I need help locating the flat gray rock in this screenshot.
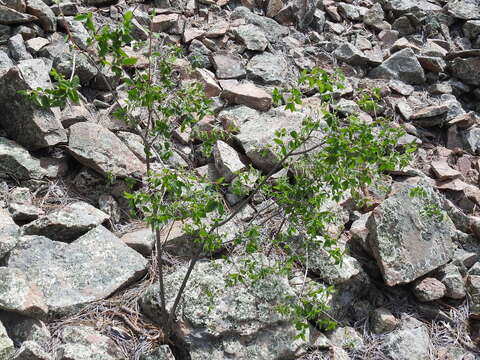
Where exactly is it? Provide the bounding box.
[450,57,480,86]
[446,0,480,20]
[367,178,456,286]
[0,5,36,24]
[7,226,148,315]
[22,201,110,242]
[231,6,289,42]
[67,122,146,178]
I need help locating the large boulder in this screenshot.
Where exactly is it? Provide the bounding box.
[0,59,67,150]
[7,226,148,315]
[367,178,456,286]
[22,201,109,242]
[67,122,146,178]
[369,48,425,85]
[139,255,310,360]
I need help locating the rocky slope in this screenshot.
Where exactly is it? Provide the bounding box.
[0,0,480,359]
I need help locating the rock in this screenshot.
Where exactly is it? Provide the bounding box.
[381,324,430,360]
[0,320,14,360]
[338,3,360,21]
[446,0,480,20]
[231,6,289,43]
[383,0,442,14]
[467,275,480,316]
[436,263,466,299]
[25,37,49,53]
[8,33,32,61]
[0,5,36,25]
[233,106,304,172]
[462,127,480,154]
[0,267,48,318]
[192,68,221,97]
[430,160,461,180]
[464,20,480,40]
[213,140,245,182]
[140,255,310,359]
[369,48,425,85]
[412,277,446,302]
[120,228,155,257]
[56,50,98,85]
[327,326,363,350]
[67,122,146,178]
[450,57,480,86]
[367,178,456,286]
[417,55,446,72]
[350,212,371,252]
[0,314,50,345]
[334,42,381,66]
[7,226,148,315]
[55,326,124,360]
[25,0,56,32]
[0,208,18,260]
[363,3,389,31]
[220,80,272,111]
[12,340,53,360]
[388,80,414,96]
[58,17,88,50]
[22,201,109,242]
[246,52,291,85]
[212,52,246,79]
[234,24,268,51]
[0,137,48,180]
[371,307,397,334]
[140,346,175,360]
[0,59,67,150]
[9,203,44,222]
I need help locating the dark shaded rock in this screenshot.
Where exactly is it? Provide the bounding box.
[0,59,67,150]
[450,57,480,86]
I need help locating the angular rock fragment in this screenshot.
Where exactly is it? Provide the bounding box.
[7,226,148,315]
[120,227,155,257]
[450,57,480,86]
[0,59,67,150]
[213,140,245,182]
[0,320,14,360]
[220,80,272,111]
[412,277,446,302]
[22,201,109,242]
[55,326,124,360]
[367,178,456,286]
[234,23,268,51]
[212,52,246,79]
[381,324,431,360]
[246,52,291,85]
[140,255,310,359]
[67,122,146,178]
[0,5,36,25]
[369,48,425,85]
[231,6,289,42]
[12,340,53,360]
[0,208,20,260]
[25,0,56,32]
[430,161,461,180]
[436,263,466,299]
[0,137,47,180]
[0,267,48,318]
[446,0,480,20]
